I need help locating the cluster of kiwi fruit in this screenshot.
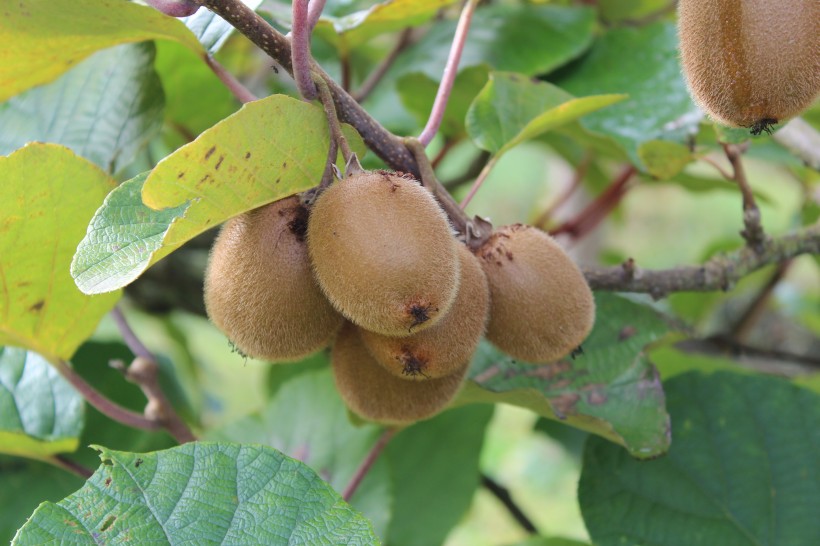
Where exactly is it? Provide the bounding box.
[678,0,820,135]
[205,169,595,425]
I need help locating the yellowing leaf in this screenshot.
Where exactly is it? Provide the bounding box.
[0,0,202,102]
[0,144,120,361]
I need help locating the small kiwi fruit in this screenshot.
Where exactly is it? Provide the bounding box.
[307,170,461,336]
[360,244,489,380]
[332,322,468,425]
[204,196,343,360]
[678,0,820,132]
[477,224,594,363]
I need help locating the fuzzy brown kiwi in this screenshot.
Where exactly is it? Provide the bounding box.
[477,224,594,363]
[332,323,468,425]
[678,0,820,132]
[307,170,460,336]
[359,244,489,380]
[204,196,343,360]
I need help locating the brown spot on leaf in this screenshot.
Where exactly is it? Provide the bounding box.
[550,393,580,420]
[28,300,44,312]
[244,151,251,159]
[134,458,143,468]
[177,171,185,179]
[524,361,571,381]
[282,161,287,168]
[582,383,607,405]
[99,515,116,532]
[215,156,224,170]
[618,326,637,341]
[104,477,112,486]
[204,146,216,160]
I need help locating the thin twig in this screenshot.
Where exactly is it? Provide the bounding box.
[730,259,793,342]
[583,222,819,298]
[481,474,538,534]
[533,154,591,229]
[459,155,497,209]
[722,143,766,251]
[442,149,491,190]
[110,307,197,444]
[48,455,94,479]
[306,0,326,30]
[204,55,258,104]
[53,359,161,431]
[316,78,353,164]
[352,28,414,103]
[418,0,479,146]
[550,165,637,240]
[292,0,318,100]
[342,429,395,501]
[111,306,153,360]
[405,138,477,240]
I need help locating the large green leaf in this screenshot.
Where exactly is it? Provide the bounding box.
[0,0,202,102]
[212,367,393,538]
[71,94,364,295]
[385,404,493,546]
[579,372,820,546]
[459,293,671,459]
[395,4,595,80]
[556,22,700,167]
[12,443,380,545]
[0,42,164,174]
[0,144,120,361]
[466,72,626,157]
[0,347,84,458]
[316,0,458,52]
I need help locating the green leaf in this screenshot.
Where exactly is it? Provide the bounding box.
[598,0,670,23]
[397,65,489,139]
[71,94,364,295]
[0,42,164,174]
[579,372,820,546]
[12,442,380,545]
[638,140,694,180]
[556,22,700,167]
[0,144,120,361]
[459,293,671,459]
[466,72,626,157]
[70,172,191,296]
[395,4,595,80]
[181,0,265,55]
[386,404,493,546]
[155,40,240,137]
[316,0,458,52]
[0,347,84,458]
[212,367,393,538]
[0,0,202,102]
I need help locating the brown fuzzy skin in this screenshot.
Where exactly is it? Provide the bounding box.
[678,0,820,129]
[332,323,468,425]
[360,245,489,381]
[477,224,595,363]
[307,170,460,336]
[204,196,344,361]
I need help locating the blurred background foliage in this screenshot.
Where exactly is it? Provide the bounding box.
[1,0,818,544]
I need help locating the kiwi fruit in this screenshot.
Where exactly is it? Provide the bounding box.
[477,224,594,363]
[307,170,461,336]
[204,196,343,360]
[332,323,468,425]
[360,244,489,380]
[678,0,820,132]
